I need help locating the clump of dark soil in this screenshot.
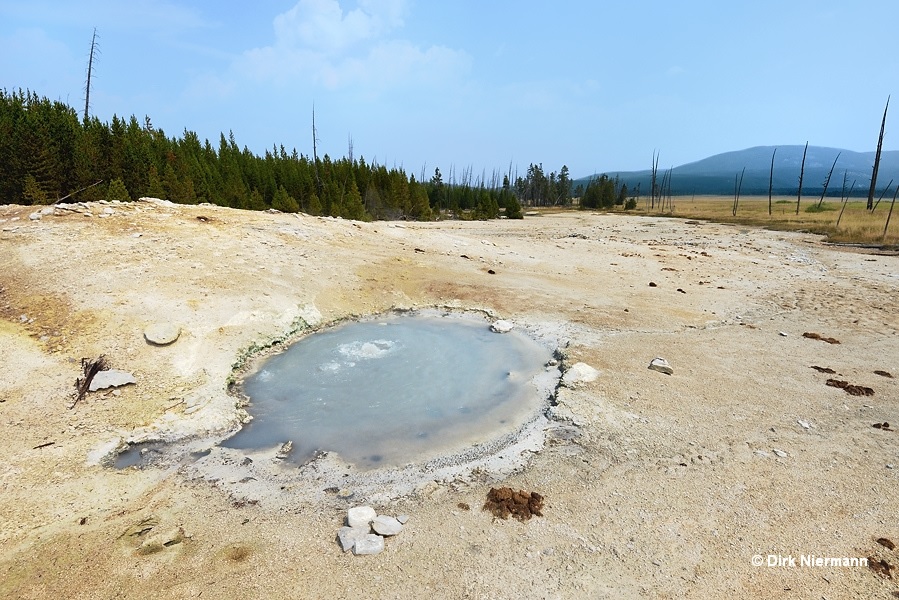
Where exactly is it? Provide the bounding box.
[483,487,544,521]
[803,332,841,344]
[874,370,894,378]
[825,378,874,396]
[873,422,893,431]
[810,365,836,374]
[869,556,894,579]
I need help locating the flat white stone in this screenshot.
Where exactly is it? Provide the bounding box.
[144,323,181,345]
[490,319,514,333]
[396,514,409,524]
[648,357,674,375]
[371,515,403,536]
[353,534,385,555]
[89,369,136,391]
[562,362,600,386]
[337,526,369,552]
[347,506,377,529]
[772,449,788,458]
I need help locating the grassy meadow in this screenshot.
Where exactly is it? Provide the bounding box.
[623,195,899,247]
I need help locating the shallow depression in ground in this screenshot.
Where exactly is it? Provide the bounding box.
[223,313,553,469]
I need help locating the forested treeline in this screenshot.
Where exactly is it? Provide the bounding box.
[0,89,592,220]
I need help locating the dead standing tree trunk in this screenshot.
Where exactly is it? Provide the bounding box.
[868,96,890,210]
[884,186,898,240]
[733,167,746,216]
[817,152,840,208]
[83,28,99,122]
[796,142,808,215]
[768,147,777,215]
[836,179,856,228]
[311,105,322,195]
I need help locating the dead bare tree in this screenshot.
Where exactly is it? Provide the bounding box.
[872,179,893,212]
[884,187,898,240]
[796,142,808,215]
[311,105,322,194]
[650,150,660,210]
[768,147,777,215]
[868,96,890,210]
[817,153,840,208]
[836,179,856,228]
[733,167,746,216]
[83,27,99,122]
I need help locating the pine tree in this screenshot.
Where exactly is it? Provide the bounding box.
[22,174,47,205]
[106,178,130,201]
[146,164,165,198]
[272,185,299,212]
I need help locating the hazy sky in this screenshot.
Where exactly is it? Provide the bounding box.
[2,0,897,178]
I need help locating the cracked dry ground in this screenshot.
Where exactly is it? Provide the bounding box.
[1,200,898,599]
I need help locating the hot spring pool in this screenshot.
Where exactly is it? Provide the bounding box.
[222,312,554,469]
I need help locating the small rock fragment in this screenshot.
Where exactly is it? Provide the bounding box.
[371,515,403,536]
[648,357,674,375]
[337,526,369,552]
[352,534,385,555]
[561,362,600,386]
[490,320,514,334]
[396,514,409,524]
[28,212,41,221]
[144,323,181,346]
[275,441,293,459]
[772,449,788,458]
[778,331,788,337]
[88,369,136,392]
[347,506,377,529]
[797,420,811,430]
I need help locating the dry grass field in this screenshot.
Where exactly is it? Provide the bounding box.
[622,195,899,247]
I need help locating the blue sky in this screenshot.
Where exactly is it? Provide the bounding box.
[2,0,897,179]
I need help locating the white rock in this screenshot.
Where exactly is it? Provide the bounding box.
[778,331,788,337]
[89,369,136,392]
[337,526,369,552]
[41,206,55,216]
[772,449,788,458]
[396,514,409,524]
[490,319,514,333]
[144,323,181,345]
[797,419,811,430]
[562,362,600,386]
[275,441,293,459]
[28,212,41,221]
[352,534,385,555]
[347,506,377,529]
[648,357,674,375]
[371,515,403,536]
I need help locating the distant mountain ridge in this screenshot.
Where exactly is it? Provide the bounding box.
[577,146,899,197]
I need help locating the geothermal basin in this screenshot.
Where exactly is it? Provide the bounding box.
[223,311,556,470]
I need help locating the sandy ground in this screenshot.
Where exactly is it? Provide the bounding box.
[1,199,898,599]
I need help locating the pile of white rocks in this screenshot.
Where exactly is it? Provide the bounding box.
[337,506,407,556]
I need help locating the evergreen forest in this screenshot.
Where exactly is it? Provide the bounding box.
[0,89,592,221]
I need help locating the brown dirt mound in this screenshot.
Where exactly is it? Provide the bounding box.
[825,379,874,396]
[803,332,841,344]
[483,487,544,521]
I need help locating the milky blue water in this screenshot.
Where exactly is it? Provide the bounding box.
[222,313,552,469]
